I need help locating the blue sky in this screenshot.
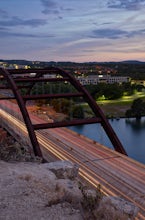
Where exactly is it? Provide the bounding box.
[0,0,145,62]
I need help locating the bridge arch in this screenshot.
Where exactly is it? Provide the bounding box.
[0,67,127,160]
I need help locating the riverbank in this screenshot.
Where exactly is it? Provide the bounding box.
[98,101,130,118]
[97,91,145,118]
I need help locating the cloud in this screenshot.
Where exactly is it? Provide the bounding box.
[107,0,145,10]
[0,30,54,38]
[40,0,74,17]
[0,27,8,31]
[41,0,56,8]
[0,16,48,28]
[129,29,145,37]
[0,9,8,18]
[90,27,145,40]
[41,0,60,15]
[19,18,48,27]
[92,28,128,39]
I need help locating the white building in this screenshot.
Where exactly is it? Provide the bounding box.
[77,75,130,85]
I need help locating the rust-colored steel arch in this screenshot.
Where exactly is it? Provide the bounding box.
[0,67,127,159]
[0,68,43,159]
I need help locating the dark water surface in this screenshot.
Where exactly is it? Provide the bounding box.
[69,117,145,165]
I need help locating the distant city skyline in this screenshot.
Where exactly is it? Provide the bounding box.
[1,0,145,62]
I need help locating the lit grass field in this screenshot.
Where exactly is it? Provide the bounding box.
[97,91,145,118]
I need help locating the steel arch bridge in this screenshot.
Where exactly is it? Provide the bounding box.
[0,67,127,160]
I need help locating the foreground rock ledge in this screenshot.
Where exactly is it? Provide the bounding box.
[0,160,139,220]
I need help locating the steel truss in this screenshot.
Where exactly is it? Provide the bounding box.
[0,67,127,159]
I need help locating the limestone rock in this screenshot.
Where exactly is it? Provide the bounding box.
[56,179,83,207]
[0,160,83,220]
[0,158,139,220]
[96,196,139,219]
[43,160,79,180]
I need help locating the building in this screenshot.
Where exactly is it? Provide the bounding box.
[77,75,130,85]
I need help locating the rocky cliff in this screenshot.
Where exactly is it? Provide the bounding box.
[0,128,139,220]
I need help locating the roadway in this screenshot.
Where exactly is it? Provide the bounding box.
[0,100,145,219]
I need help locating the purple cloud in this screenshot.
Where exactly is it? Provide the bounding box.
[41,0,60,14]
[0,30,54,38]
[0,16,48,28]
[107,0,145,10]
[0,8,8,18]
[92,28,128,39]
[91,27,145,39]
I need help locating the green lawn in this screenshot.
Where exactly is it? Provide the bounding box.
[97,92,145,118]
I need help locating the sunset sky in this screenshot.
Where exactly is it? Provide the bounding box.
[1,0,145,62]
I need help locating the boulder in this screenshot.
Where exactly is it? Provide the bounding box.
[95,196,139,219]
[43,160,79,180]
[56,179,83,208]
[0,160,83,220]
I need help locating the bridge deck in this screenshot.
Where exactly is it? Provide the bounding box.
[0,102,145,219]
[40,127,145,219]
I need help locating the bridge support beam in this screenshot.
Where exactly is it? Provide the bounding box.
[0,68,43,159]
[0,67,127,158]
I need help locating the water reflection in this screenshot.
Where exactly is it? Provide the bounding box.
[69,117,145,165]
[125,118,145,131]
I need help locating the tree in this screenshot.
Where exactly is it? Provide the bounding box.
[72,105,85,119]
[103,84,123,100]
[50,98,71,114]
[125,98,145,119]
[85,83,123,100]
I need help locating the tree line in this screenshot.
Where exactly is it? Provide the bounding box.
[28,81,145,119]
[85,82,144,100]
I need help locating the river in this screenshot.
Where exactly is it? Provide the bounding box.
[68,117,145,165]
